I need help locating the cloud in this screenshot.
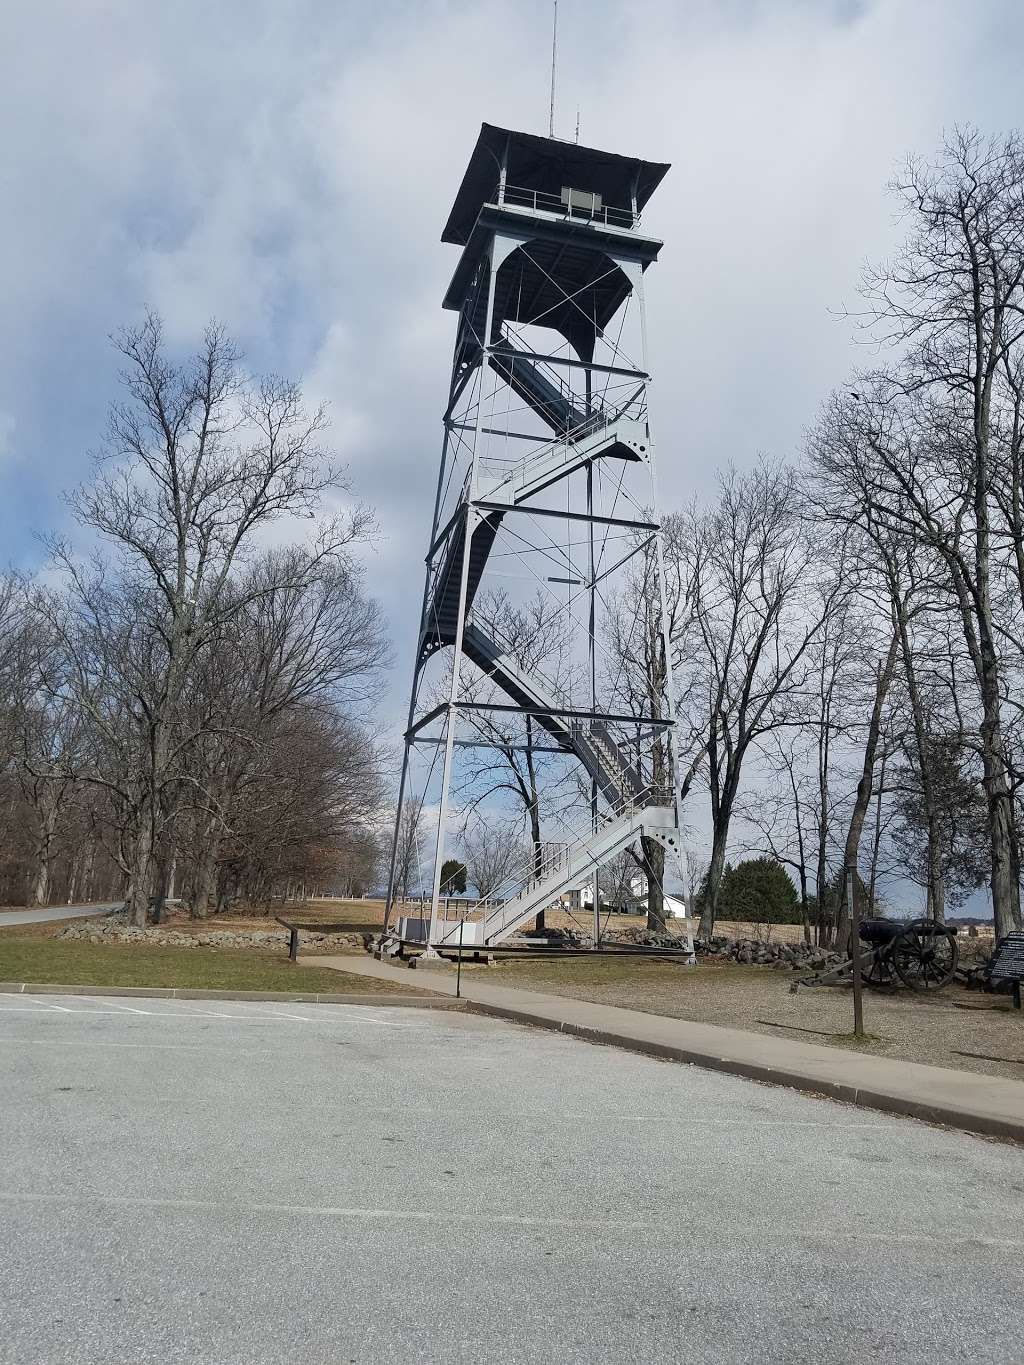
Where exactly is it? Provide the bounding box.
[1,0,1022,748]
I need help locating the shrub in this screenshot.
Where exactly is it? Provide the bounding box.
[716,858,801,925]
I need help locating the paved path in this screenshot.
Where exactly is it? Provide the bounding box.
[1,991,1021,1364]
[313,954,1024,1142]
[0,901,119,927]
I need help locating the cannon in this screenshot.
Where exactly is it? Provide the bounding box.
[792,916,959,993]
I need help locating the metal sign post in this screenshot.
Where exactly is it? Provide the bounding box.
[456,914,465,1000]
[847,865,864,1037]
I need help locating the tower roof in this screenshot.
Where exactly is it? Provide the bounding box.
[442,122,670,246]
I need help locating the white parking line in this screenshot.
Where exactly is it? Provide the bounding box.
[233,1006,314,1022]
[0,1039,283,1051]
[66,996,149,1015]
[0,1006,137,1016]
[0,998,415,1025]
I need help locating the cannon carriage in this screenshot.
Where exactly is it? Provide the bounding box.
[793,917,959,994]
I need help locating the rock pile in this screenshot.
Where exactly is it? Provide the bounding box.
[694,936,843,971]
[57,918,367,953]
[507,924,839,970]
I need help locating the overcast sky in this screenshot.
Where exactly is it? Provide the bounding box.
[3,0,1022,751]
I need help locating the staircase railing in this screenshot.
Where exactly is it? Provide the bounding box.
[431,783,674,945]
[482,406,624,502]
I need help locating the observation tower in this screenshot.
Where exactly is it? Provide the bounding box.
[384,123,689,953]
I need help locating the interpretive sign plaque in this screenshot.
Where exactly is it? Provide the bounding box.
[989,931,1024,1008]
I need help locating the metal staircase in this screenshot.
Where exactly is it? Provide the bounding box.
[421,346,647,661]
[461,624,644,808]
[400,796,678,949]
[421,510,501,650]
[489,341,592,434]
[482,414,647,507]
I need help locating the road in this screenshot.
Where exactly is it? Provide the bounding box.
[0,994,1020,1364]
[0,901,120,928]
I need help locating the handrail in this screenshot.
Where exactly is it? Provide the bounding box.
[435,780,674,938]
[494,182,639,231]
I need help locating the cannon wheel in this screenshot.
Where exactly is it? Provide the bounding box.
[891,919,958,991]
[861,947,896,989]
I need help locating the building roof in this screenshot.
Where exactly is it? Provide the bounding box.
[442,123,671,246]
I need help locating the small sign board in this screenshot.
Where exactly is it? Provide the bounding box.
[989,932,1024,980]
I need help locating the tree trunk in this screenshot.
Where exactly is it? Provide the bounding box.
[30,856,49,908]
[29,797,59,907]
[815,694,832,946]
[834,630,899,952]
[697,821,729,939]
[82,840,96,903]
[867,749,888,910]
[973,363,1022,937]
[190,842,219,920]
[126,818,153,928]
[927,835,946,923]
[796,866,811,946]
[892,574,947,925]
[984,743,1021,939]
[643,834,666,932]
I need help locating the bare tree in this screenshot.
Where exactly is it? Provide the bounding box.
[736,733,818,943]
[848,128,1024,936]
[51,314,371,924]
[461,817,527,901]
[672,462,842,938]
[178,546,386,916]
[390,795,424,909]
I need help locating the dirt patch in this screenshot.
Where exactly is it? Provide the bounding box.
[481,955,1024,1081]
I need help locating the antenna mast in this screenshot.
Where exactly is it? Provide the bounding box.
[548,0,558,138]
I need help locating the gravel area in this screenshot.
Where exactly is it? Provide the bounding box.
[481,957,1024,1080]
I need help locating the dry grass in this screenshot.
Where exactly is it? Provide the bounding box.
[481,954,1024,1081]
[181,899,386,934]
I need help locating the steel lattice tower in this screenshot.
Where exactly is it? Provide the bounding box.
[385,123,689,953]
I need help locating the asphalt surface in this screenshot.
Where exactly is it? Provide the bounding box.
[0,902,119,928]
[1,995,1021,1365]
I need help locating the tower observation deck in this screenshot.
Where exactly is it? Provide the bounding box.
[384,122,689,953]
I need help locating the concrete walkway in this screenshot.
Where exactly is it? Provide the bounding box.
[0,901,120,928]
[309,953,1024,1143]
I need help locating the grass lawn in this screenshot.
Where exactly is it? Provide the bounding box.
[0,935,421,994]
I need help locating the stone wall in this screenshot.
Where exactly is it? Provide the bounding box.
[694,936,844,970]
[57,919,367,953]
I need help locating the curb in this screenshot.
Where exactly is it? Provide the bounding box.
[0,981,466,1010]
[462,1001,1024,1144]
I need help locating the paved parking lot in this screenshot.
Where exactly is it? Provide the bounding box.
[1,993,1022,1364]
